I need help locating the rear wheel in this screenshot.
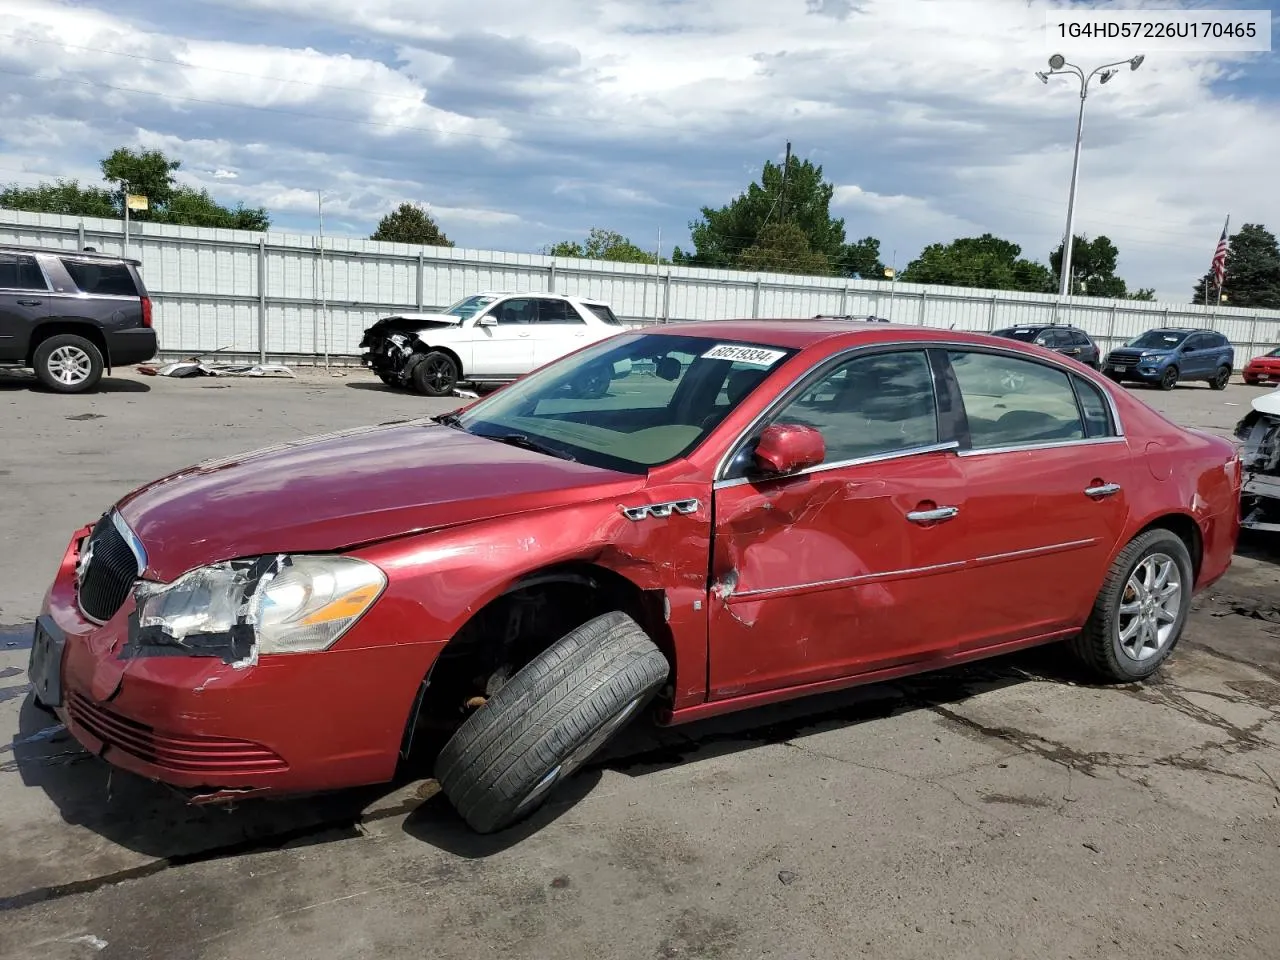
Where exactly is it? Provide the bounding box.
[435,611,669,834]
[33,334,104,394]
[1159,366,1179,391]
[1210,365,1231,390]
[377,371,401,388]
[411,351,459,397]
[1067,529,1193,682]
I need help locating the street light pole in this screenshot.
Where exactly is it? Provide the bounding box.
[1038,53,1145,298]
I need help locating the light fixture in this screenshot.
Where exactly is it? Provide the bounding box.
[1036,71,1050,83]
[1049,53,1066,70]
[1130,54,1145,70]
[1099,69,1117,84]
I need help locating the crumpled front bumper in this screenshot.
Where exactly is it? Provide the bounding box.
[37,527,443,801]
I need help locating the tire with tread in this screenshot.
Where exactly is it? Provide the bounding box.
[1210,365,1231,391]
[435,611,669,834]
[1158,366,1179,391]
[410,350,460,397]
[33,333,104,394]
[1067,529,1194,682]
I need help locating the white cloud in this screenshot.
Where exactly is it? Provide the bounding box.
[0,0,1276,301]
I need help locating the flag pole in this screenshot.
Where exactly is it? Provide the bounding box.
[1216,214,1230,307]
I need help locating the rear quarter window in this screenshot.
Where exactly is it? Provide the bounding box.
[584,304,622,325]
[59,259,139,297]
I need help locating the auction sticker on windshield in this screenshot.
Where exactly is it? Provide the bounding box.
[701,344,787,367]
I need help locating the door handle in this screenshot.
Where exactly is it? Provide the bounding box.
[1085,483,1122,498]
[16,298,42,306]
[906,506,959,524]
[1066,348,1081,355]
[518,332,531,337]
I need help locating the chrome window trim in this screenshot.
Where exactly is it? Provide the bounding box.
[713,441,960,490]
[956,435,1127,458]
[713,338,1127,483]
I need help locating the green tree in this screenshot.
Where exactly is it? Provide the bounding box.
[1,146,270,230]
[100,147,180,209]
[370,202,452,246]
[545,227,659,263]
[901,234,1055,292]
[1192,223,1280,309]
[0,180,116,218]
[839,236,887,280]
[675,152,879,277]
[1048,234,1149,299]
[737,221,832,275]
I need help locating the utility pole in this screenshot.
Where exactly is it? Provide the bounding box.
[780,141,791,221]
[122,180,129,252]
[317,190,329,371]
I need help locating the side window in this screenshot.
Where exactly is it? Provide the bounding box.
[948,351,1085,450]
[537,299,583,324]
[59,259,137,296]
[771,351,938,464]
[489,298,535,324]
[585,303,622,325]
[1071,375,1115,438]
[0,254,47,290]
[1072,331,1092,346]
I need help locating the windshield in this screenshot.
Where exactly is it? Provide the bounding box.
[1126,330,1187,349]
[993,328,1041,343]
[1266,347,1280,358]
[443,295,499,320]
[454,333,796,473]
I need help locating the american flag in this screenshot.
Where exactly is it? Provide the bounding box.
[1211,218,1230,288]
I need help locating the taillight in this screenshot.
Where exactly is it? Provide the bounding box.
[141,296,153,328]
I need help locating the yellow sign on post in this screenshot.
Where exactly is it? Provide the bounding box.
[125,194,148,211]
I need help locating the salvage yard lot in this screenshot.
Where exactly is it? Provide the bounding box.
[1,365,1279,960]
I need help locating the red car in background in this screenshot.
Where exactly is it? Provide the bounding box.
[30,320,1241,833]
[1243,347,1280,385]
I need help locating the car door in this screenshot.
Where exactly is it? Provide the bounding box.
[944,349,1133,649]
[1180,334,1211,377]
[708,348,975,699]
[531,298,590,367]
[468,297,536,378]
[0,252,50,361]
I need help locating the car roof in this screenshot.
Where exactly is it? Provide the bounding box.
[648,318,1039,351]
[996,323,1084,331]
[474,291,608,306]
[0,243,141,267]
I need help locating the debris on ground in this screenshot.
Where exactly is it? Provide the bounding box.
[138,359,296,379]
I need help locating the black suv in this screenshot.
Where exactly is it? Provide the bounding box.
[991,324,1101,368]
[0,245,157,393]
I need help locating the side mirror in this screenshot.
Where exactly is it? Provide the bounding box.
[477,314,497,326]
[753,423,825,475]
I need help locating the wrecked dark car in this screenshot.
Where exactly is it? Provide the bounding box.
[31,320,1240,834]
[1234,386,1280,531]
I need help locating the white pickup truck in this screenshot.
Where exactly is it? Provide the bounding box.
[359,292,629,396]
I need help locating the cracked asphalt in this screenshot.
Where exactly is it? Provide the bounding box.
[1,366,1278,960]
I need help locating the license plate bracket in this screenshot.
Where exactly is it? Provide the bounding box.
[28,616,67,708]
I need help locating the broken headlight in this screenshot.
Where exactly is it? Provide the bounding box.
[134,555,386,660]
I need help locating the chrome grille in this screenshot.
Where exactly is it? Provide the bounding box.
[77,512,142,623]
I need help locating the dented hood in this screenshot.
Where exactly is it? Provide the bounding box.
[1252,385,1280,416]
[115,421,641,580]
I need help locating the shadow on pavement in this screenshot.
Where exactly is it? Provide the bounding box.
[8,644,1087,869]
[0,373,150,394]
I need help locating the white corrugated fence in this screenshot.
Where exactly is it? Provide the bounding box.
[4,208,1279,365]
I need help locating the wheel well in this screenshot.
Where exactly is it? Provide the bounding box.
[398,562,673,769]
[416,344,464,379]
[27,322,110,370]
[1137,514,1203,580]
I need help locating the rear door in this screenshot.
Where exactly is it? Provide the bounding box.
[708,348,974,698]
[0,252,50,361]
[531,298,589,367]
[1180,334,1212,377]
[943,349,1133,648]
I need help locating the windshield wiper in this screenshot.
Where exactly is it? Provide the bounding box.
[432,411,465,429]
[484,433,576,461]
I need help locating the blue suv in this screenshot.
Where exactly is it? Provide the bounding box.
[1103,327,1234,391]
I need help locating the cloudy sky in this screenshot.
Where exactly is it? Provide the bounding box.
[0,0,1276,301]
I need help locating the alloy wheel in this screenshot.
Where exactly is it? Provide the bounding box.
[47,345,93,386]
[1116,552,1182,662]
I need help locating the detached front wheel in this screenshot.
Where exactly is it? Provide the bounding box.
[435,611,670,834]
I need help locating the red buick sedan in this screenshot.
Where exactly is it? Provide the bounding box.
[30,319,1241,833]
[1243,347,1280,385]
